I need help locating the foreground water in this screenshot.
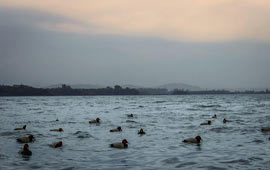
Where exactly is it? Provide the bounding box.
[0,95,269,170]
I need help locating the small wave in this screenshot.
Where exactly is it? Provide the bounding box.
[61,167,75,170]
[256,104,266,107]
[248,157,263,161]
[213,109,232,112]
[175,162,196,168]
[241,112,256,115]
[162,157,180,164]
[113,107,121,110]
[240,128,257,134]
[74,131,92,138]
[210,127,234,133]
[127,125,139,129]
[74,131,82,135]
[199,165,227,170]
[220,159,250,165]
[68,122,77,124]
[186,108,199,111]
[138,105,144,108]
[251,139,264,143]
[0,131,16,136]
[129,102,137,104]
[35,133,46,138]
[197,104,222,108]
[29,165,42,169]
[0,153,5,160]
[168,146,178,150]
[126,120,138,123]
[153,101,166,104]
[28,108,41,111]
[234,119,246,124]
[17,102,28,105]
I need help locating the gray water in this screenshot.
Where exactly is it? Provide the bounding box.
[0,95,269,170]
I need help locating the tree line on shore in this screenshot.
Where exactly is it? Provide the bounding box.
[0,84,269,96]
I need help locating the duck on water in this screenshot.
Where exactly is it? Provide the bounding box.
[127,114,134,118]
[14,125,26,130]
[110,126,122,132]
[183,136,202,143]
[50,128,63,132]
[89,118,100,124]
[138,128,146,135]
[50,141,63,148]
[110,139,128,149]
[19,144,32,156]
[17,135,34,143]
[261,127,270,131]
[200,120,211,125]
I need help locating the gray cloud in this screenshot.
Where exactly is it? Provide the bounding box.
[0,8,269,89]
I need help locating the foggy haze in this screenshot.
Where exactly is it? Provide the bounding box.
[0,6,270,89]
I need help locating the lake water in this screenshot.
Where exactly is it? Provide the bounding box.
[0,95,269,170]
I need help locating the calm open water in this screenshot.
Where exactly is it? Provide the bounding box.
[0,95,269,170]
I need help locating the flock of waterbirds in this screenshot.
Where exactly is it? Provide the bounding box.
[13,113,270,156]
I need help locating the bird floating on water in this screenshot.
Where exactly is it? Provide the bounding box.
[50,128,63,132]
[14,125,26,130]
[138,128,146,135]
[19,144,32,156]
[50,141,63,148]
[200,120,212,125]
[17,135,34,143]
[261,127,270,131]
[183,136,202,143]
[89,118,100,124]
[110,126,122,132]
[110,139,128,149]
[127,114,134,118]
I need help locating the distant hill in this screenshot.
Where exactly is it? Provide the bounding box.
[121,83,202,91]
[46,83,202,91]
[156,83,202,91]
[224,87,270,92]
[121,84,145,89]
[1,84,268,96]
[46,84,105,89]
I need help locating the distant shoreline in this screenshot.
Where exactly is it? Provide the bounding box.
[0,84,269,96]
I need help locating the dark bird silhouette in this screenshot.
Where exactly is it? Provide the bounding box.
[110,126,122,132]
[50,128,63,132]
[19,144,32,156]
[110,139,128,149]
[138,128,146,135]
[51,141,63,148]
[14,125,26,130]
[183,136,202,143]
[89,118,100,124]
[17,135,34,143]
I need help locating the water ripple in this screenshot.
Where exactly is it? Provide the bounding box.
[0,95,269,170]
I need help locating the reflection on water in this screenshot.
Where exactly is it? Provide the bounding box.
[0,95,270,170]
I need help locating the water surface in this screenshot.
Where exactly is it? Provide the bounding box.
[0,95,269,170]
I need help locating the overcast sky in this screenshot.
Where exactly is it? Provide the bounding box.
[0,0,270,89]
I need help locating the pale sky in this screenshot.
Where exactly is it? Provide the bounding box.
[0,0,270,89]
